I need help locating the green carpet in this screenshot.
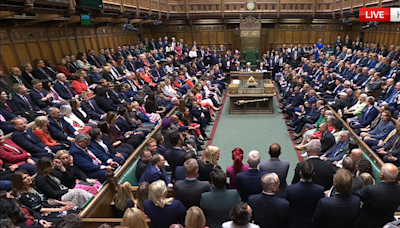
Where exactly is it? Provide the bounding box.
[209,94,299,184]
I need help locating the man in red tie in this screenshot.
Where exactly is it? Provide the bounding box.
[11,83,46,119]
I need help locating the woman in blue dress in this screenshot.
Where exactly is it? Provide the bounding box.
[316,39,324,59]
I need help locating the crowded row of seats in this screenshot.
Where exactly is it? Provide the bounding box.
[0,36,229,227]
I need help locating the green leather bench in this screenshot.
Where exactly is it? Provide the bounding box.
[361,152,381,183]
[118,157,140,186]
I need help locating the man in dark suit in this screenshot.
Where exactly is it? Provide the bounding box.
[47,107,76,142]
[174,158,211,209]
[200,169,241,228]
[69,133,118,182]
[11,117,54,159]
[313,169,361,228]
[318,123,336,155]
[135,150,152,181]
[11,83,46,120]
[260,143,290,197]
[165,131,186,179]
[248,173,290,228]
[8,67,32,90]
[29,79,52,109]
[236,150,267,202]
[289,100,324,134]
[292,139,334,190]
[53,73,77,100]
[139,154,170,185]
[32,59,54,82]
[285,160,324,228]
[355,163,400,228]
[321,131,350,162]
[329,92,351,111]
[81,92,106,121]
[351,97,379,129]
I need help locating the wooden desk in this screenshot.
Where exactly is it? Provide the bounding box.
[228,92,275,114]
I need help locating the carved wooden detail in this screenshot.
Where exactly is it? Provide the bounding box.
[240,14,261,31]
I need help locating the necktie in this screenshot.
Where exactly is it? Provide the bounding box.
[39,68,53,81]
[0,78,12,90]
[22,96,34,110]
[384,129,396,144]
[4,103,11,112]
[389,137,399,152]
[85,149,102,165]
[89,101,95,111]
[63,83,73,97]
[0,114,5,122]
[57,120,69,135]
[92,56,100,67]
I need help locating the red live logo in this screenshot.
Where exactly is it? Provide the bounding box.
[359,8,390,22]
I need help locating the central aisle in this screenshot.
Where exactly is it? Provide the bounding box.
[206,94,300,184]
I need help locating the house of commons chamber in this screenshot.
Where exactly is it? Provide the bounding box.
[1,0,400,227]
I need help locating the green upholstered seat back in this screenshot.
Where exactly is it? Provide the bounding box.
[118,157,140,186]
[361,153,381,183]
[243,50,259,68]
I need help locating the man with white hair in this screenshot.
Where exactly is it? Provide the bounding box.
[355,163,400,228]
[248,173,290,228]
[236,150,267,202]
[244,62,253,72]
[292,139,334,190]
[329,92,351,111]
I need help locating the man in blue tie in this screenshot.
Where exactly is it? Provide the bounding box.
[320,131,350,162]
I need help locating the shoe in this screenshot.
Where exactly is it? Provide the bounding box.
[204,137,212,140]
[287,128,295,131]
[286,122,292,126]
[301,152,308,158]
[292,136,299,140]
[197,140,204,145]
[204,129,210,132]
[296,139,302,144]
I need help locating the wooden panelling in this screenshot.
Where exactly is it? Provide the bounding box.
[209,32,217,44]
[285,31,293,44]
[185,33,193,44]
[1,45,18,70]
[201,32,209,45]
[0,28,138,74]
[300,31,309,43]
[217,31,224,44]
[292,31,301,44]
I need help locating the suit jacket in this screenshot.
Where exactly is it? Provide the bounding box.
[357,106,378,127]
[236,169,267,202]
[35,172,68,200]
[96,54,107,66]
[0,76,15,94]
[32,67,53,81]
[320,131,336,153]
[368,120,395,140]
[29,89,51,108]
[11,94,39,112]
[135,159,150,181]
[200,189,241,228]
[138,164,170,185]
[0,139,30,166]
[116,117,133,132]
[323,140,349,162]
[11,129,49,158]
[248,193,290,228]
[9,75,32,90]
[88,139,118,160]
[96,96,118,113]
[285,181,324,228]
[53,81,76,100]
[355,181,400,228]
[259,158,290,197]
[71,108,90,123]
[313,194,360,228]
[174,178,212,209]
[165,147,185,178]
[48,116,75,141]
[292,157,334,190]
[69,143,108,174]
[81,100,105,121]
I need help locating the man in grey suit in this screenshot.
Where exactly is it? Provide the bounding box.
[200,169,241,228]
[260,143,290,197]
[174,158,212,209]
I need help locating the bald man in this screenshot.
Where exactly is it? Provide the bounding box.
[334,148,363,168]
[355,163,400,228]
